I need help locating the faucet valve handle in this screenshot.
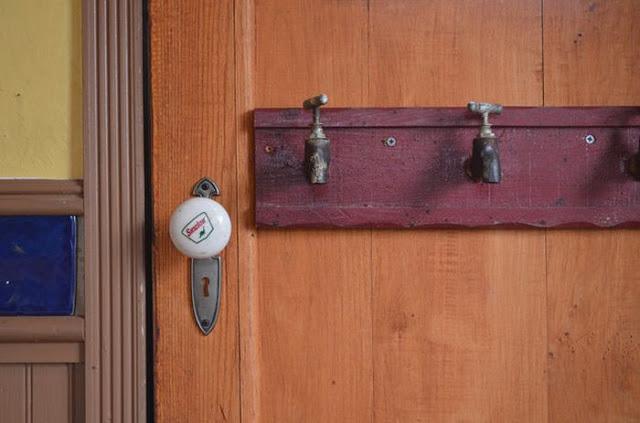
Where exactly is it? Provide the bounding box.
[468,101,502,138]
[303,94,329,110]
[303,94,329,125]
[468,101,502,116]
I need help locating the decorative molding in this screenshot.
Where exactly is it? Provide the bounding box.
[83,0,146,422]
[0,343,83,363]
[0,179,83,215]
[0,317,84,342]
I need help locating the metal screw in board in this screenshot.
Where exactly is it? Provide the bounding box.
[584,134,596,144]
[383,137,397,147]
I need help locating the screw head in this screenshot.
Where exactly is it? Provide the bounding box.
[584,134,596,144]
[383,137,397,147]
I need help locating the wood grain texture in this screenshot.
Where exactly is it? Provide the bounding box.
[150,1,240,422]
[368,1,547,421]
[368,0,543,108]
[235,0,260,421]
[256,229,373,422]
[544,1,640,421]
[255,0,369,108]
[544,0,640,106]
[151,1,640,421]
[547,231,640,421]
[254,1,373,421]
[373,231,547,421]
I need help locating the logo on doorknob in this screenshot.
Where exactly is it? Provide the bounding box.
[182,212,214,243]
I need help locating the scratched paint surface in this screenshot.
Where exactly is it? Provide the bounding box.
[0,216,76,315]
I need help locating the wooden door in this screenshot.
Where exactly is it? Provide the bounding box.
[150,1,640,421]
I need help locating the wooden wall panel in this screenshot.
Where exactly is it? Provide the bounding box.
[32,364,71,423]
[373,231,547,421]
[150,1,639,421]
[368,0,543,107]
[255,0,369,107]
[0,364,27,422]
[368,1,547,421]
[150,1,240,422]
[544,1,640,421]
[544,0,640,106]
[254,1,373,421]
[0,364,75,423]
[547,231,640,421]
[256,230,372,422]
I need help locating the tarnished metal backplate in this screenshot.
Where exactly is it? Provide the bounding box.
[191,256,221,335]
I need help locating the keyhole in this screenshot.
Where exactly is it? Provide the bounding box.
[202,277,210,297]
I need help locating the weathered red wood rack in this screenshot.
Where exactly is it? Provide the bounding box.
[254,107,640,228]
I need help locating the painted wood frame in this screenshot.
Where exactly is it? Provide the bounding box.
[83,0,147,421]
[0,0,146,417]
[0,180,83,215]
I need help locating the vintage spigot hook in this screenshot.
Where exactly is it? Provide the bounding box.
[303,94,330,184]
[467,101,503,183]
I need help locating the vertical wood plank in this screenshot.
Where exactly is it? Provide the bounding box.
[71,363,85,422]
[368,1,547,421]
[368,0,543,108]
[0,364,27,423]
[545,1,640,420]
[255,0,369,107]
[32,364,71,423]
[544,0,640,106]
[547,231,640,421]
[150,1,240,422]
[235,0,260,421]
[256,230,372,422]
[373,231,547,421]
[255,0,373,421]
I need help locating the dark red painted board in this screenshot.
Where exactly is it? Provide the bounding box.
[254,107,640,228]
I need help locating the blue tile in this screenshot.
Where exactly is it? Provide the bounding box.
[0,216,76,315]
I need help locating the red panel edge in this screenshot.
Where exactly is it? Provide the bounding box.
[254,107,640,129]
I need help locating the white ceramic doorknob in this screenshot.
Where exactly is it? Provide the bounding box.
[169,181,231,259]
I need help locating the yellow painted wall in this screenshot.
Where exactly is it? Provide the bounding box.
[0,0,82,179]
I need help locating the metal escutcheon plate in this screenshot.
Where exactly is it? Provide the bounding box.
[191,256,221,335]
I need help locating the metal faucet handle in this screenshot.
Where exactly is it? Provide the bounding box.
[303,94,329,110]
[467,101,503,116]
